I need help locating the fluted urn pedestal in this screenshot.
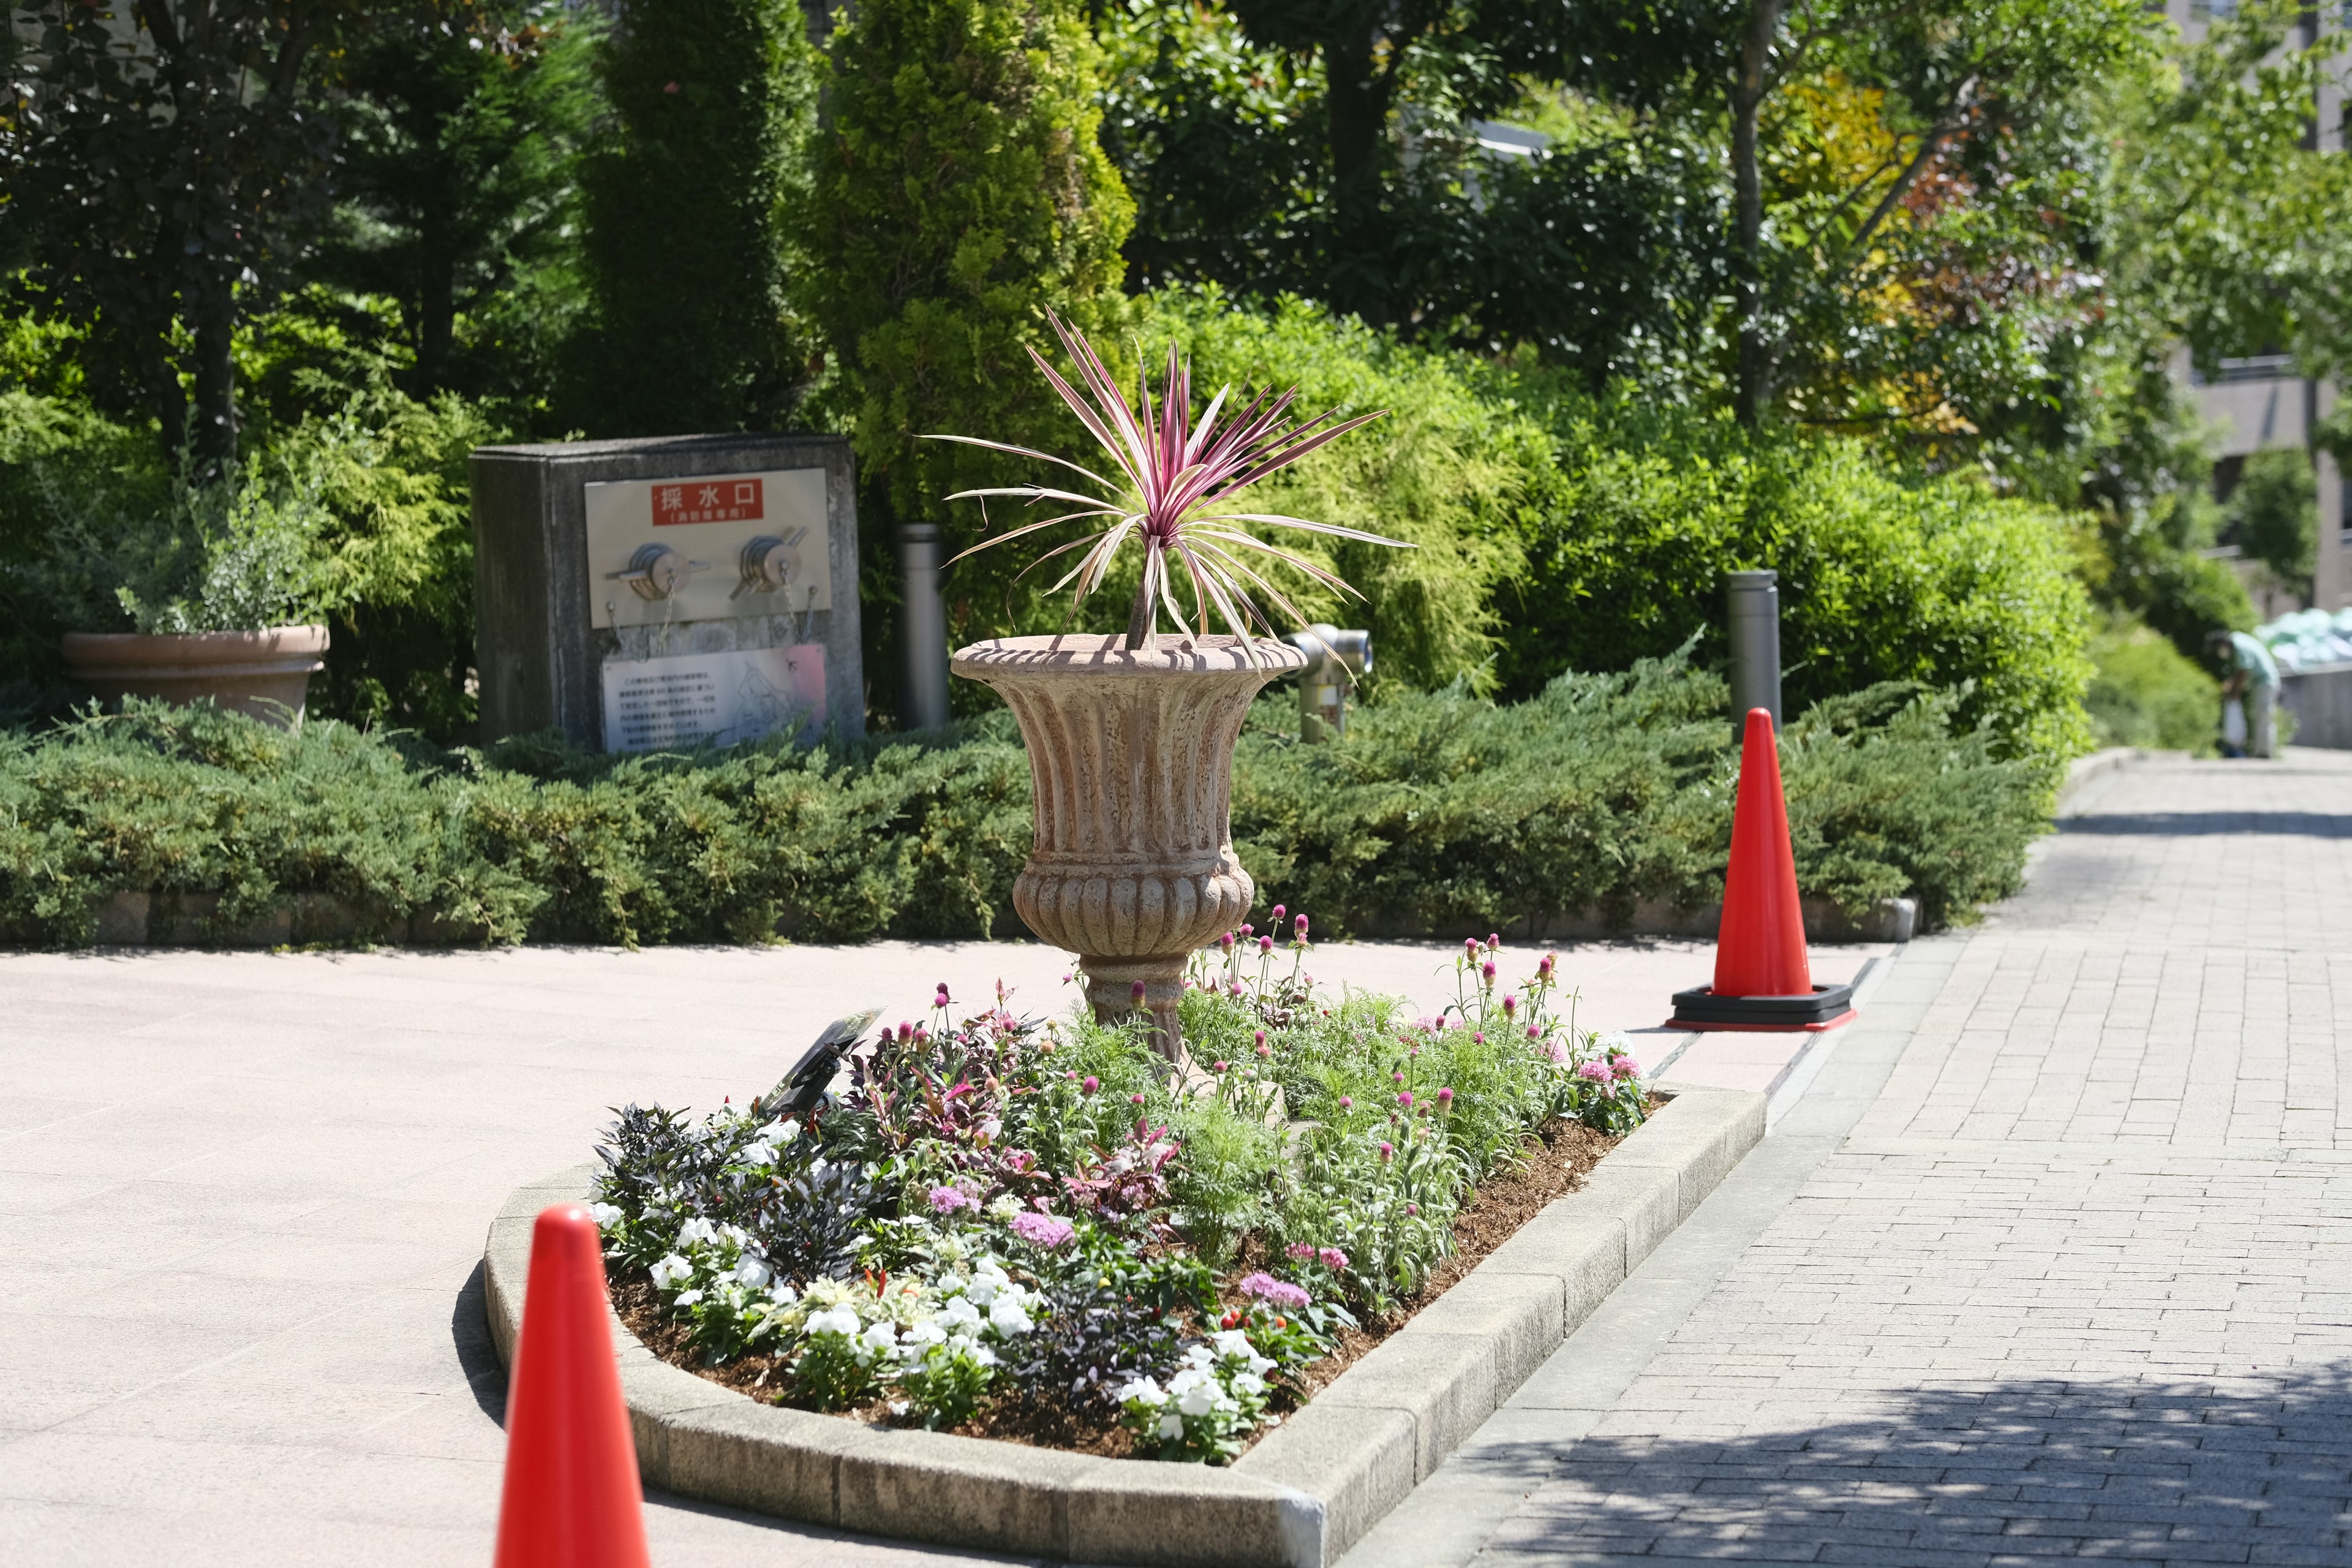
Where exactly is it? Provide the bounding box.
[951,633,1306,1060]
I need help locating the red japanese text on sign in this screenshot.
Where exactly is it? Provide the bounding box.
[653,477,765,527]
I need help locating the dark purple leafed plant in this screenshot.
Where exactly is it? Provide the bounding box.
[925,311,1410,654]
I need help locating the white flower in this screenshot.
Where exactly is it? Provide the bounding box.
[739,1144,775,1169]
[1232,1371,1266,1397]
[676,1218,718,1249]
[987,1297,1033,1336]
[939,1297,983,1332]
[987,1194,1023,1221]
[758,1118,799,1144]
[673,1289,704,1308]
[768,1282,799,1305]
[1210,1329,1255,1360]
[889,1399,909,1416]
[965,1268,1003,1306]
[859,1321,899,1353]
[649,1253,695,1289]
[718,1223,750,1249]
[1248,1353,1275,1376]
[805,1306,861,1337]
[972,1343,1000,1368]
[586,1201,625,1229]
[733,1256,772,1288]
[903,1317,948,1348]
[1177,1381,1218,1418]
[1158,1413,1184,1439]
[1115,1376,1167,1407]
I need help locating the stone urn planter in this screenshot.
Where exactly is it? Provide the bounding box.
[952,632,1306,1058]
[61,625,331,730]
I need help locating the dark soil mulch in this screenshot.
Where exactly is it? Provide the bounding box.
[612,1108,1643,1459]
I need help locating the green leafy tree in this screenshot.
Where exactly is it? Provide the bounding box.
[802,0,1134,709]
[570,0,816,435]
[303,1,597,405]
[2225,448,2318,605]
[2,1,369,467]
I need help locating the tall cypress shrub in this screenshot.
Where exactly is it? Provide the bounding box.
[803,0,1135,715]
[571,0,815,435]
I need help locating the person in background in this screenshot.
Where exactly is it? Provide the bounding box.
[2209,628,2280,758]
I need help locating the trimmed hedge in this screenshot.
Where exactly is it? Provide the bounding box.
[0,654,2048,949]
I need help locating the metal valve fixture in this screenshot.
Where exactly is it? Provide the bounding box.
[605,543,706,601]
[1284,623,1371,742]
[731,530,808,600]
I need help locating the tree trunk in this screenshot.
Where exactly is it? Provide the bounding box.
[418,247,458,393]
[1322,20,1392,325]
[1730,0,1783,427]
[190,305,239,476]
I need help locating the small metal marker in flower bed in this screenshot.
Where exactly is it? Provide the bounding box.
[591,927,1652,1463]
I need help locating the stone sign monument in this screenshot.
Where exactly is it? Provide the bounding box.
[471,434,863,748]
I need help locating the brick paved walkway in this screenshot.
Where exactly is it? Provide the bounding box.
[1363,752,2352,1567]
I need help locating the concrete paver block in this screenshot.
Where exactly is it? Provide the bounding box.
[1235,1403,1417,1562]
[835,1427,1101,1556]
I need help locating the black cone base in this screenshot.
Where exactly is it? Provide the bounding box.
[1667,981,1855,1030]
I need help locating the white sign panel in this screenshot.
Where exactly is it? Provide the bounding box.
[584,469,831,630]
[600,646,828,752]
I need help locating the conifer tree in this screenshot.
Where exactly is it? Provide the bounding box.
[803,0,1135,673]
[571,0,816,435]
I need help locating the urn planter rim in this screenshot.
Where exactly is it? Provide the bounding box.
[950,631,1306,677]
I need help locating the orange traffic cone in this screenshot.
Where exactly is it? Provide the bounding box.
[1667,708,1856,1031]
[492,1205,650,1568]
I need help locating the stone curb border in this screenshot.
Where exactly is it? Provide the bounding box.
[481,1085,1765,1567]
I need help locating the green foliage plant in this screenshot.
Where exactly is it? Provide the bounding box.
[2084,617,2220,753]
[571,0,817,434]
[2225,448,2318,604]
[801,0,1134,708]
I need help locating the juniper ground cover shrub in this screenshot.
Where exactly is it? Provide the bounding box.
[0,650,2048,949]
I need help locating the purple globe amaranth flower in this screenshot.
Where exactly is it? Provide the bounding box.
[1009,1212,1076,1249]
[1481,960,1497,985]
[1397,1090,1414,1109]
[1378,1140,1394,1162]
[1487,933,1500,949]
[1220,932,1235,951]
[1238,1272,1311,1309]
[1501,993,1517,1017]
[1463,937,1480,956]
[1472,1032,1486,1046]
[1240,923,1254,938]
[1539,953,1555,979]
[1082,1076,1100,1095]
[1270,904,1287,924]
[929,1185,974,1215]
[1336,1095,1353,1110]
[1131,1091,1146,1105]
[1131,979,1148,1001]
[1436,1087,1455,1107]
[1406,1202,1419,1217]
[1259,935,1273,954]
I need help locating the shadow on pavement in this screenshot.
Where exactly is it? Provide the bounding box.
[2059,811,2352,839]
[451,1260,510,1426]
[1472,1371,2352,1564]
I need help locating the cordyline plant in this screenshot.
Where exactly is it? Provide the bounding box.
[927,312,1409,655]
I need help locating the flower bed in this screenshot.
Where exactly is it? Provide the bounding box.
[587,921,1649,1464]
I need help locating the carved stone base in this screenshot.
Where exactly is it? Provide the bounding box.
[950,633,1304,1059]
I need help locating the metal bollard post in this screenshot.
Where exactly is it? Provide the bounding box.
[895,523,951,730]
[1726,570,1782,733]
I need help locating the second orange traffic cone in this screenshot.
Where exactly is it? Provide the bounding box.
[1666,708,1856,1031]
[492,1205,650,1568]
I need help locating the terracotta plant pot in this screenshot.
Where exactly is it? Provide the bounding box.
[61,625,331,730]
[951,632,1306,1059]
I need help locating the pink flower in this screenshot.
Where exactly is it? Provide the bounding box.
[1239,1272,1310,1309]
[1318,1246,1348,1270]
[1009,1212,1075,1249]
[1501,993,1517,1017]
[1610,1055,1642,1080]
[1398,1090,1414,1109]
[1285,1242,1316,1261]
[1082,1076,1099,1095]
[1539,953,1555,979]
[1463,937,1480,956]
[1436,1087,1454,1107]
[1295,914,1310,937]
[1259,935,1273,954]
[929,1185,973,1215]
[1577,1061,1610,1082]
[1270,904,1287,923]
[1406,1202,1419,1217]
[1336,1095,1353,1110]
[1130,1091,1145,1104]
[1220,932,1235,951]
[1378,1141,1393,1162]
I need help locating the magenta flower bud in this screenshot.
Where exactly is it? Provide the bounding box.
[1378,1141,1393,1162]
[1131,979,1148,1001]
[1392,1070,1404,1084]
[1213,1060,1229,1073]
[898,1020,914,1041]
[1539,953,1555,978]
[1436,1087,1454,1106]
[937,982,950,1000]
[1502,993,1517,1016]
[1337,1095,1353,1110]
[1487,933,1499,949]
[1482,960,1496,983]
[1406,1202,1419,1216]
[1259,935,1273,954]
[1220,932,1234,951]
[1254,1029,1266,1047]
[1229,981,1245,997]
[1472,1032,1485,1045]
[1528,1025,1541,1041]
[1295,913,1308,935]
[1271,903,1286,923]
[1082,1076,1099,1094]
[1398,1090,1414,1109]
[1131,1091,1145,1104]
[1464,937,1479,956]
[1240,923,1254,938]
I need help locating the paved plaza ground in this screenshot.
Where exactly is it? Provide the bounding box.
[2,750,2346,1564]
